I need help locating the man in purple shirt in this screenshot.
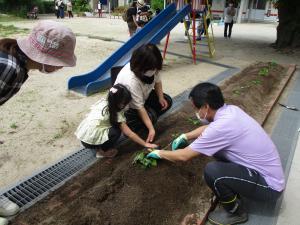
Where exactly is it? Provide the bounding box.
[147,82,285,225]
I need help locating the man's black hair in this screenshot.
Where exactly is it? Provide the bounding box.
[189,82,224,110]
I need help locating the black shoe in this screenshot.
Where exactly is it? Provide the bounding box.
[208,206,248,225]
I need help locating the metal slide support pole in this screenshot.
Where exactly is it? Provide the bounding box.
[183,18,194,59]
[192,10,197,64]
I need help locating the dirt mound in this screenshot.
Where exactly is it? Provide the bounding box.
[12,62,288,225]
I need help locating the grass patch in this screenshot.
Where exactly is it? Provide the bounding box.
[0,14,25,22]
[0,24,29,37]
[10,123,18,129]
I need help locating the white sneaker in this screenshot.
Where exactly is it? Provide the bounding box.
[0,217,8,225]
[0,196,20,216]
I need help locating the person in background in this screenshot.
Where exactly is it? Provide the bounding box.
[67,0,74,18]
[147,83,285,225]
[97,1,102,18]
[126,1,139,36]
[0,20,77,225]
[75,84,158,158]
[55,0,60,18]
[136,0,152,25]
[114,44,172,144]
[224,1,236,38]
[57,0,65,19]
[0,20,76,105]
[135,20,145,33]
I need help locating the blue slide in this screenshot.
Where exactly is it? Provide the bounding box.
[68,3,191,96]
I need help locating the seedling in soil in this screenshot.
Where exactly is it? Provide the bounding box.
[188,117,201,126]
[251,79,262,85]
[171,133,180,139]
[259,67,269,76]
[233,89,241,95]
[133,151,157,169]
[270,61,277,68]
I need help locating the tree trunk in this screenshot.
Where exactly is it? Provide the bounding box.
[276,0,300,48]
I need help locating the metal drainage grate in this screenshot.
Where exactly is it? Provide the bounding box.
[0,148,97,212]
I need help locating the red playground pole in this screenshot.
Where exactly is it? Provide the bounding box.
[163,32,171,59]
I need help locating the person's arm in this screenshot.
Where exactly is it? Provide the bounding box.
[185,125,208,140]
[120,122,157,148]
[232,8,236,17]
[132,15,139,27]
[153,147,201,162]
[154,81,168,110]
[171,125,208,150]
[137,107,155,142]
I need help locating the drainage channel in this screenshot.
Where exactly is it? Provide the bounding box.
[0,148,97,212]
[0,66,238,214]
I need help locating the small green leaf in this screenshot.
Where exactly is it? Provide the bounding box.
[233,90,241,95]
[259,68,269,76]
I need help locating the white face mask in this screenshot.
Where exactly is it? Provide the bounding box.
[196,108,209,125]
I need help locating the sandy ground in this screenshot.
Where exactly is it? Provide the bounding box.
[0,15,299,189]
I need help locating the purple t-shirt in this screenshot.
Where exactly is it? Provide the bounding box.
[190,104,285,191]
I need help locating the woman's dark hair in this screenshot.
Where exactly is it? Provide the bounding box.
[106,84,132,126]
[189,82,224,110]
[131,1,137,7]
[0,38,19,57]
[130,44,163,81]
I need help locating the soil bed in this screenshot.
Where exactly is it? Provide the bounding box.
[12,62,288,225]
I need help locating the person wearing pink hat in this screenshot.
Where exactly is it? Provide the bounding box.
[0,20,76,106]
[0,21,76,223]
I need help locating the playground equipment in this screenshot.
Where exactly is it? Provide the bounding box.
[163,0,215,64]
[68,1,215,96]
[68,3,191,96]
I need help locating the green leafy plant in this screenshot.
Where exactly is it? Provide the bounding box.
[259,67,269,76]
[270,60,277,67]
[133,151,157,169]
[233,89,241,95]
[188,117,201,126]
[251,79,262,85]
[10,123,18,129]
[151,0,164,10]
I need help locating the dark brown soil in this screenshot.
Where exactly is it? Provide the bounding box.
[11,62,288,225]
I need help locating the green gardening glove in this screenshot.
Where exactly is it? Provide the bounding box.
[146,150,161,159]
[172,134,188,150]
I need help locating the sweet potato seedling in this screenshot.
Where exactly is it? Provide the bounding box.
[259,67,269,76]
[188,117,201,126]
[133,151,157,169]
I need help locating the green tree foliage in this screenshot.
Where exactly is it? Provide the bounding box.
[151,0,163,11]
[73,0,91,12]
[0,0,54,16]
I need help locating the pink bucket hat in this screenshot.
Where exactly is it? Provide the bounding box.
[17,20,76,67]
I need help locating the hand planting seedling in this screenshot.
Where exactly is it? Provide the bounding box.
[132,150,157,169]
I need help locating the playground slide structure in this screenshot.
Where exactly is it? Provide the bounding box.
[68,3,191,96]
